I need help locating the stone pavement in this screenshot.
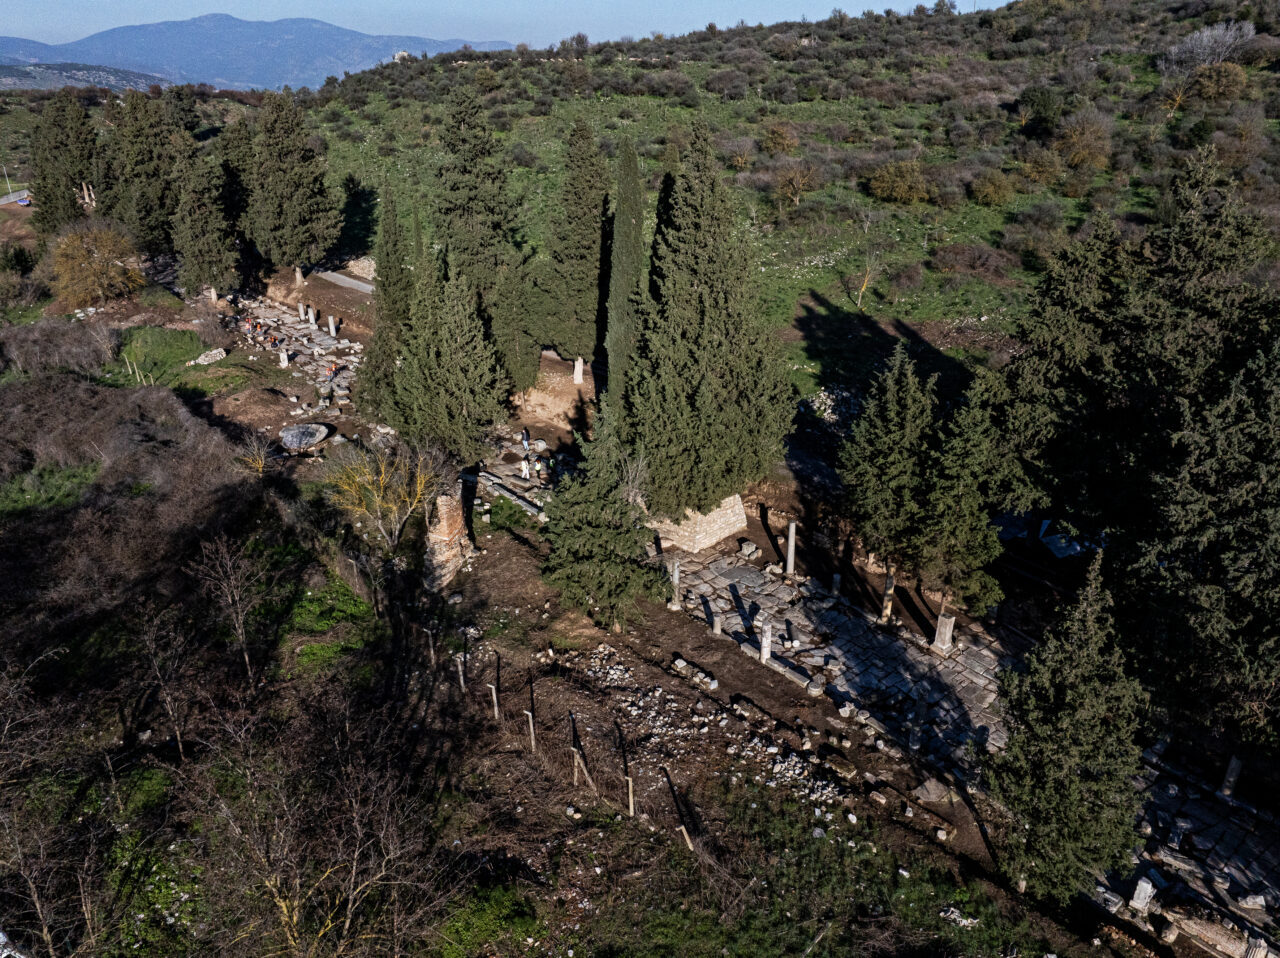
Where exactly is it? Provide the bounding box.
[661,540,1277,954]
[666,546,1014,780]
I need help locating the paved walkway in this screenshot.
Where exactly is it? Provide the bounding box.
[315,270,375,294]
[668,548,1014,779]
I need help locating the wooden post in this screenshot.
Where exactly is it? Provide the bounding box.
[523,710,536,752]
[486,683,499,720]
[627,776,635,817]
[456,658,466,693]
[677,825,694,851]
[573,748,597,794]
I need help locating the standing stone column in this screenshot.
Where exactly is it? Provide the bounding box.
[297,301,306,322]
[278,349,289,368]
[785,521,797,575]
[1129,877,1155,913]
[878,567,895,624]
[207,287,218,303]
[760,619,772,663]
[1220,755,1243,798]
[667,559,681,611]
[328,315,337,338]
[573,356,584,384]
[931,613,955,654]
[712,614,723,636]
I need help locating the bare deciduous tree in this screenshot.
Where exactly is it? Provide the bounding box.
[137,609,194,760]
[1159,20,1255,77]
[189,535,271,685]
[323,443,448,553]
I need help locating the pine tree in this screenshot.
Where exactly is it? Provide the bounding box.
[1141,338,1280,743]
[541,117,608,363]
[626,127,794,517]
[250,92,342,275]
[986,556,1145,904]
[362,185,415,421]
[914,372,1006,615]
[543,407,667,630]
[396,270,508,462]
[838,341,936,590]
[30,90,95,237]
[603,138,645,435]
[171,140,239,296]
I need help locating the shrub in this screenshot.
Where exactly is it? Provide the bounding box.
[51,221,145,309]
[761,122,799,155]
[931,242,1018,283]
[970,168,1015,205]
[1053,107,1111,171]
[1192,62,1247,101]
[868,159,929,203]
[706,69,750,100]
[1022,145,1064,185]
[1160,21,1254,77]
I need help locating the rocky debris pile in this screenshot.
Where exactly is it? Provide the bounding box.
[473,430,569,522]
[229,298,362,416]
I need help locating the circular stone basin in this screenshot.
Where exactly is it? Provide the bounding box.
[279,422,331,451]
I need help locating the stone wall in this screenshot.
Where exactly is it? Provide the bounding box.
[425,485,473,590]
[648,494,748,554]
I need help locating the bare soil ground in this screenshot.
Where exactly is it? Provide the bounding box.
[440,525,1159,957]
[511,351,599,453]
[0,199,36,249]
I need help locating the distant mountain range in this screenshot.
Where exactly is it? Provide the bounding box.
[0,14,511,91]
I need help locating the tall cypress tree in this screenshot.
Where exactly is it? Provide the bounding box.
[362,185,415,421]
[396,269,508,462]
[544,406,667,630]
[986,556,1145,904]
[626,126,793,517]
[99,90,182,256]
[1140,338,1280,744]
[603,138,645,435]
[250,92,342,277]
[914,372,1007,615]
[433,88,511,299]
[433,87,524,381]
[838,341,936,592]
[30,90,94,237]
[1011,152,1274,555]
[217,119,256,254]
[542,117,608,363]
[171,140,239,296]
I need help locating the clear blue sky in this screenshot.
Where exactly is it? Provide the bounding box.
[5,0,993,48]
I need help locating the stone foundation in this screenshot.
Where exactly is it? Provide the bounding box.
[425,486,473,590]
[648,494,748,554]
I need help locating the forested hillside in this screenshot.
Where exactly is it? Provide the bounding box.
[3,0,1280,954]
